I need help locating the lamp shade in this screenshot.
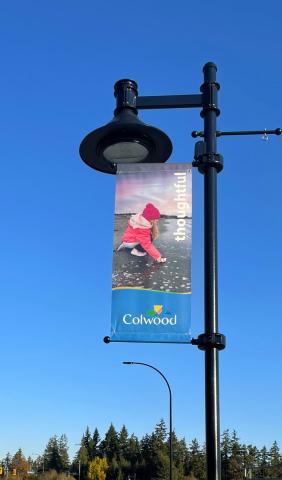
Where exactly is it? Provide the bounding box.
[79,109,173,174]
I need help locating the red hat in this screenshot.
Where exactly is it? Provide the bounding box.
[142,203,160,221]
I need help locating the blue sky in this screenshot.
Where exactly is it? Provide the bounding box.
[0,0,281,461]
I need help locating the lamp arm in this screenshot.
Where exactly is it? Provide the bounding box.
[136,94,202,110]
[192,128,282,138]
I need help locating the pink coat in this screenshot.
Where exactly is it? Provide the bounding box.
[122,213,161,261]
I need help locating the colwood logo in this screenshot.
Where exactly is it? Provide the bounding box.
[122,305,177,325]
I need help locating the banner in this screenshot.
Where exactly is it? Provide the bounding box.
[110,163,192,343]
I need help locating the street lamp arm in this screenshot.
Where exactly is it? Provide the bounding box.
[123,361,172,396]
[123,361,173,480]
[192,127,282,138]
[136,94,202,110]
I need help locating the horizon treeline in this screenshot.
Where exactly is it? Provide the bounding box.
[1,420,282,480]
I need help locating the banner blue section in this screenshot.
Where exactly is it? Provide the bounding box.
[111,289,191,343]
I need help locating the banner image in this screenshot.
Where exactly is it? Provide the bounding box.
[110,163,192,343]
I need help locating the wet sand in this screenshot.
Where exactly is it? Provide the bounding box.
[112,215,191,293]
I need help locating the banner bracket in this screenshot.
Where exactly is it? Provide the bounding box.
[192,141,224,173]
[191,333,226,350]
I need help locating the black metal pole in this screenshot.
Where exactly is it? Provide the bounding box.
[192,62,225,480]
[202,62,221,480]
[123,362,172,480]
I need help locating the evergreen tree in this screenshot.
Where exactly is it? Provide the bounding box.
[58,434,70,471]
[44,435,69,472]
[141,420,170,480]
[140,433,152,461]
[44,436,61,472]
[75,446,89,480]
[118,456,131,480]
[127,434,140,465]
[82,427,93,460]
[228,430,243,480]
[100,424,119,462]
[139,434,153,480]
[188,439,206,480]
[171,435,188,480]
[153,419,168,450]
[258,446,269,478]
[106,456,121,480]
[182,441,191,478]
[242,445,259,479]
[269,441,282,478]
[1,423,281,480]
[3,453,12,472]
[126,434,140,477]
[34,454,45,474]
[171,434,187,467]
[154,449,170,480]
[91,429,101,460]
[118,426,129,460]
[221,429,231,480]
[77,446,89,465]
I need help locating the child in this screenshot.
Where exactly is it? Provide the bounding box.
[117,203,166,263]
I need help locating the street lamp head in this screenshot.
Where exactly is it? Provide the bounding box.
[122,361,134,365]
[79,79,173,174]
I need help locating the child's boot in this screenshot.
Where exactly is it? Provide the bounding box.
[131,248,147,257]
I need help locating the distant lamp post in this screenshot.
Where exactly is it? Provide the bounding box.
[74,444,82,480]
[123,361,173,480]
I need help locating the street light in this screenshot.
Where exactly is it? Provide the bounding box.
[123,361,172,480]
[79,63,281,480]
[79,79,172,174]
[81,62,224,480]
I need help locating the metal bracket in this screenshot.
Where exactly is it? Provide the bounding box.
[192,128,282,138]
[136,94,203,110]
[200,81,220,118]
[191,333,226,351]
[192,141,223,173]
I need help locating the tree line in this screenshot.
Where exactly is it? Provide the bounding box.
[1,421,282,480]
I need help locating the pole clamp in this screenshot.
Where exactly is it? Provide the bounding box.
[192,141,224,173]
[191,333,226,351]
[200,81,220,117]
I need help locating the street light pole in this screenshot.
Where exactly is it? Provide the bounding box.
[81,65,224,480]
[191,63,226,480]
[123,361,172,480]
[74,444,82,480]
[201,61,221,480]
[79,62,281,480]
